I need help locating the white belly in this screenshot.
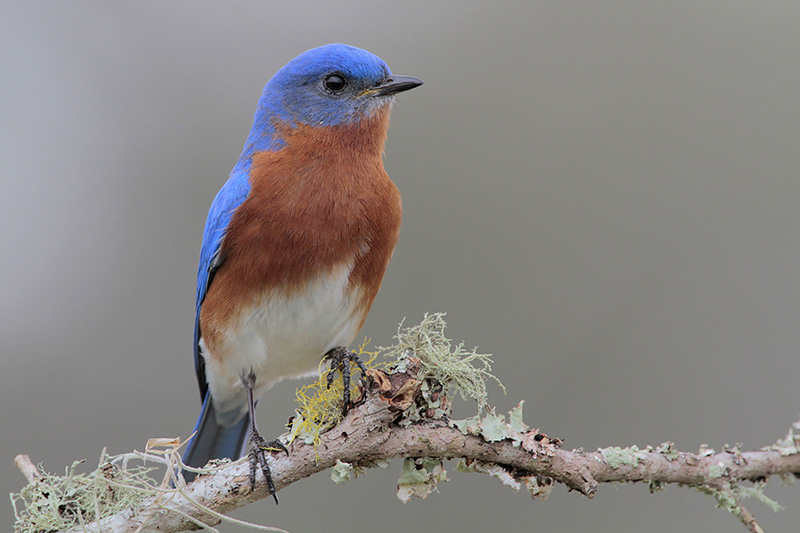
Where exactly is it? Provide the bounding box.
[201,260,363,423]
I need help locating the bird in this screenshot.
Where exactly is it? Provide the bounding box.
[181,43,422,501]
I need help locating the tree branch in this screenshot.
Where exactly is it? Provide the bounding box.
[16,366,800,533]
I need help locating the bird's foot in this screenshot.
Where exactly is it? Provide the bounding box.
[325,345,368,415]
[248,431,289,504]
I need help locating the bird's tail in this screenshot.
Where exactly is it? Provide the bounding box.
[182,393,250,482]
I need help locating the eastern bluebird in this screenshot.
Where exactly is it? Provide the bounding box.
[182,44,422,499]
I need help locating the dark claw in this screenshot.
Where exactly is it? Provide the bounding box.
[248,432,287,504]
[324,346,368,415]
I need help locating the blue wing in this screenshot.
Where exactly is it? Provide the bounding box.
[193,171,252,401]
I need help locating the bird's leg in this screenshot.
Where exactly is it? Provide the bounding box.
[324,346,368,415]
[242,371,288,504]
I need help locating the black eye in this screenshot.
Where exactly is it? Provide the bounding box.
[323,74,347,93]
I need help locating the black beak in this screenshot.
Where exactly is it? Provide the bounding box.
[369,75,424,96]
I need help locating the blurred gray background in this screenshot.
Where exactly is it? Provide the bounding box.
[3,1,800,531]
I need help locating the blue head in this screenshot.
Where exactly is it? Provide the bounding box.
[240,44,422,162]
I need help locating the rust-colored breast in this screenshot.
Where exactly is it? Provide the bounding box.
[200,107,402,349]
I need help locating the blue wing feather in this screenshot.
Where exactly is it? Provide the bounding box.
[193,170,252,400]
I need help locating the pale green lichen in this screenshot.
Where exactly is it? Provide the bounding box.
[380,313,504,412]
[767,419,800,456]
[450,402,555,498]
[452,402,528,445]
[10,452,158,533]
[451,415,479,435]
[508,401,527,433]
[10,446,293,533]
[698,444,716,457]
[707,463,726,479]
[330,460,361,485]
[696,485,739,513]
[480,410,511,442]
[654,441,680,461]
[736,485,784,513]
[396,457,448,502]
[382,314,512,500]
[696,482,783,523]
[599,445,647,469]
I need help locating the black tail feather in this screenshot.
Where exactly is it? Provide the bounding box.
[182,394,249,482]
